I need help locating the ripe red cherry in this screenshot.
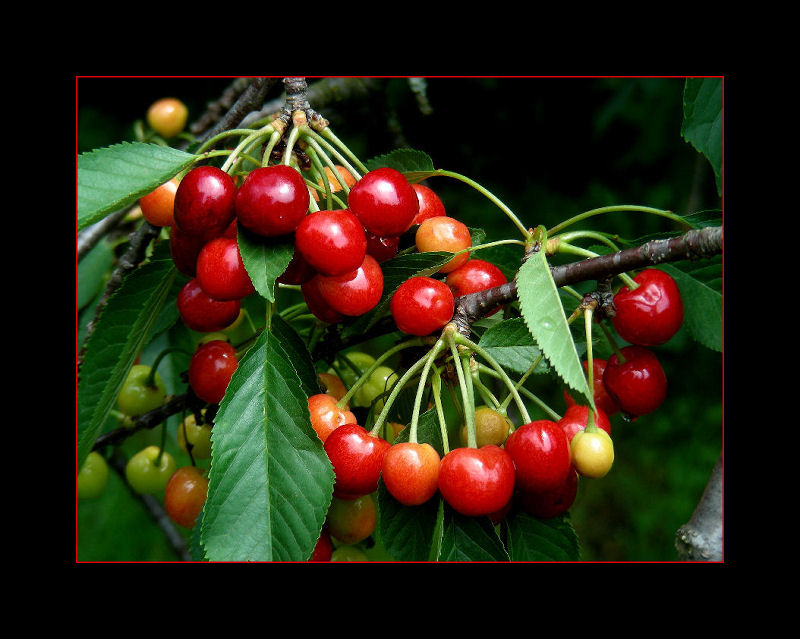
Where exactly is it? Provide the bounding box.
[411,183,447,225]
[164,466,209,529]
[504,420,572,493]
[612,269,684,346]
[140,178,179,227]
[301,276,344,324]
[517,468,579,520]
[177,278,241,333]
[603,345,667,416]
[323,423,391,499]
[381,442,441,506]
[364,230,400,263]
[557,405,611,443]
[278,244,317,285]
[309,528,333,562]
[235,165,310,237]
[438,445,516,517]
[188,340,238,404]
[173,166,237,239]
[196,236,255,300]
[564,359,621,417]
[315,254,384,317]
[307,393,357,444]
[390,276,454,336]
[446,258,507,316]
[415,216,472,273]
[295,209,367,276]
[348,167,419,237]
[169,225,205,277]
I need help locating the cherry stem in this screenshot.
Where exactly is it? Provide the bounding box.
[194,128,266,156]
[430,366,450,456]
[471,369,502,412]
[220,124,274,173]
[546,205,688,236]
[370,353,432,438]
[478,364,561,421]
[316,127,368,176]
[282,124,301,166]
[145,347,192,387]
[305,146,333,208]
[583,306,599,420]
[599,321,626,364]
[447,331,476,448]
[303,133,353,196]
[497,353,543,415]
[551,230,621,254]
[155,421,167,467]
[409,339,446,444]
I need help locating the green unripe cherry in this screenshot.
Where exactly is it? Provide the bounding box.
[77,451,109,500]
[117,364,167,417]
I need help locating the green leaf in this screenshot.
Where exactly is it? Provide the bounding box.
[365,148,435,174]
[682,78,723,197]
[77,258,178,469]
[437,505,509,561]
[516,246,592,406]
[77,238,114,310]
[478,317,550,376]
[505,511,581,561]
[200,328,334,561]
[270,314,320,397]
[237,227,295,303]
[658,263,722,352]
[77,142,196,231]
[377,481,441,561]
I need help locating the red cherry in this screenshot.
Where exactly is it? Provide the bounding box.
[315,254,384,317]
[301,276,344,324]
[196,237,255,301]
[348,167,419,237]
[411,183,447,225]
[177,278,241,333]
[309,528,333,562]
[603,345,667,416]
[164,466,209,528]
[307,393,357,443]
[557,405,611,443]
[446,258,508,316]
[235,165,310,237]
[504,420,572,493]
[364,230,400,263]
[381,442,441,506]
[173,166,236,239]
[612,269,684,346]
[415,216,472,273]
[169,225,206,277]
[390,276,454,336]
[438,445,516,517]
[323,423,391,499]
[278,244,317,285]
[188,340,238,404]
[517,468,579,520]
[564,359,621,417]
[140,178,179,227]
[295,209,367,276]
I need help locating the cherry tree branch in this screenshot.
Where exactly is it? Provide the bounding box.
[675,455,723,561]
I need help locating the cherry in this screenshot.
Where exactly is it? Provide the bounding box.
[390,276,454,336]
[612,269,684,346]
[278,243,317,285]
[235,165,310,237]
[315,254,384,317]
[504,419,572,493]
[195,236,255,301]
[558,405,611,443]
[125,445,177,494]
[311,165,356,202]
[177,412,213,460]
[323,423,391,499]
[77,451,109,500]
[317,372,348,402]
[309,528,333,561]
[348,167,419,237]
[517,468,579,520]
[173,166,237,239]
[188,340,238,405]
[446,259,508,315]
[381,442,441,506]
[603,345,667,416]
[411,183,447,225]
[177,278,242,333]
[459,405,512,448]
[164,466,209,528]
[326,494,377,545]
[146,97,188,138]
[356,365,398,412]
[140,177,179,227]
[330,545,369,561]
[117,364,167,417]
[307,393,357,443]
[169,224,206,277]
[564,359,621,417]
[415,216,472,273]
[437,445,516,517]
[364,230,400,263]
[301,276,344,324]
[295,209,367,276]
[570,429,615,479]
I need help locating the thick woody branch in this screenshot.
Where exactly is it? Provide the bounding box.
[675,455,723,561]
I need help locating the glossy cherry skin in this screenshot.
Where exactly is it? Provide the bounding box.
[381,442,441,506]
[317,372,348,402]
[558,405,611,443]
[177,278,242,333]
[117,364,167,417]
[446,259,508,316]
[323,424,391,499]
[415,216,472,273]
[125,446,177,495]
[504,420,572,493]
[196,236,256,300]
[301,276,344,324]
[177,413,213,460]
[570,429,615,479]
[169,224,206,277]
[140,178,179,227]
[603,345,667,416]
[77,451,109,500]
[278,244,317,285]
[146,97,188,138]
[326,494,377,545]
[315,254,384,317]
[295,209,367,276]
[364,230,400,263]
[235,165,310,237]
[307,393,357,443]
[438,445,516,517]
[348,167,419,237]
[173,166,237,239]
[188,340,238,404]
[564,359,620,417]
[311,165,356,202]
[309,528,333,561]
[390,276,454,336]
[516,468,579,520]
[459,406,513,448]
[164,466,209,528]
[411,183,447,225]
[612,269,684,346]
